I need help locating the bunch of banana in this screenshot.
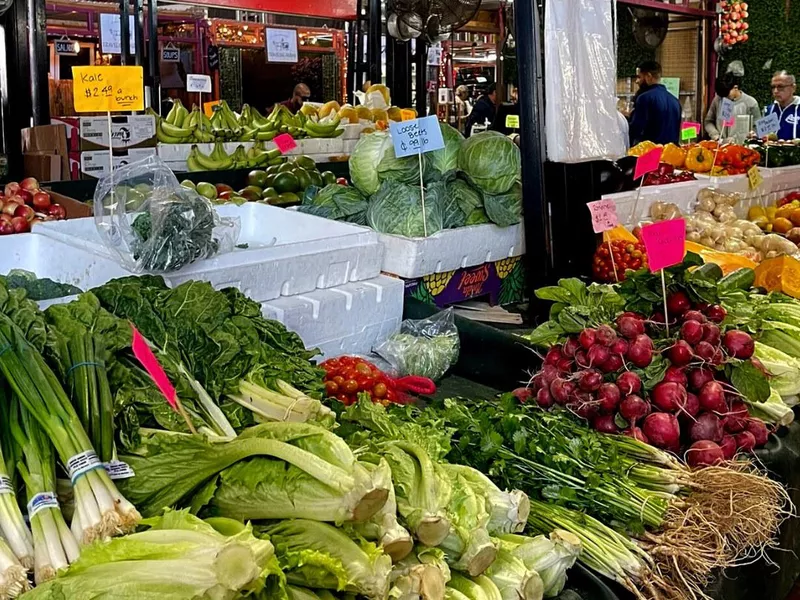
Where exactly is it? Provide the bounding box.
[303,116,344,139]
[153,100,197,144]
[187,142,233,172]
[238,104,284,142]
[187,105,215,143]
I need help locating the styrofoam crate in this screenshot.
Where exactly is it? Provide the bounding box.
[165,161,188,173]
[766,165,800,194]
[313,317,401,359]
[33,203,383,302]
[602,181,700,228]
[260,275,403,351]
[341,123,366,140]
[343,139,358,155]
[0,233,130,291]
[378,223,525,279]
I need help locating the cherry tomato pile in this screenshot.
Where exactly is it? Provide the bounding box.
[592,240,648,283]
[321,356,396,405]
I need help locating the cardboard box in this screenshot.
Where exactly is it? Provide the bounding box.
[46,191,93,218]
[20,125,70,182]
[78,116,156,150]
[79,148,158,179]
[51,117,80,151]
[68,151,81,181]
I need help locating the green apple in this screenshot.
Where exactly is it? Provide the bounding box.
[196,182,217,200]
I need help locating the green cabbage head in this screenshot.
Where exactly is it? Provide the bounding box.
[427,123,464,177]
[349,132,424,196]
[367,180,443,238]
[458,131,521,194]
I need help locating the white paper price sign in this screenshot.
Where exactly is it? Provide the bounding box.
[755,113,780,138]
[389,115,445,158]
[720,98,735,125]
[186,74,212,94]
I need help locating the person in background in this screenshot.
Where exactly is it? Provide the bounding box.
[509,85,518,104]
[464,82,497,137]
[764,71,800,140]
[281,83,311,114]
[704,76,761,140]
[455,85,473,135]
[628,61,681,146]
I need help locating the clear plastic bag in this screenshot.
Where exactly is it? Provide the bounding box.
[94,155,240,273]
[375,308,460,381]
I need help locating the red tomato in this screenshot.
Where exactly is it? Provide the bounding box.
[343,379,359,394]
[373,382,388,398]
[336,177,348,186]
[332,375,345,386]
[324,381,339,396]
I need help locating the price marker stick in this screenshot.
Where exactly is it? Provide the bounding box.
[632,177,646,226]
[609,241,619,282]
[660,270,670,337]
[418,151,427,237]
[107,111,114,206]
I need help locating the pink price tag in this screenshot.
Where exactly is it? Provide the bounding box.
[634,147,663,181]
[641,219,686,272]
[681,121,701,135]
[273,133,297,154]
[586,199,619,234]
[130,324,177,410]
[723,116,735,128]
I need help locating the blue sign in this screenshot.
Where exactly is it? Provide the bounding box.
[755,113,780,138]
[389,115,445,158]
[720,98,735,125]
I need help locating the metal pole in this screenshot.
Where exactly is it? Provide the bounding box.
[120,0,130,65]
[147,0,160,111]
[26,0,48,125]
[346,21,356,102]
[514,0,552,296]
[354,17,364,96]
[367,0,381,83]
[415,40,427,115]
[133,0,145,67]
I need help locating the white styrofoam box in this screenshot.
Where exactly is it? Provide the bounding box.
[33,203,383,302]
[602,180,700,228]
[0,233,129,291]
[157,142,254,162]
[341,123,366,140]
[766,165,800,194]
[314,318,400,359]
[298,139,323,155]
[165,161,188,173]
[260,275,403,355]
[343,139,358,155]
[378,223,525,279]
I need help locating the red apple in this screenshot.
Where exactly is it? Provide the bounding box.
[20,177,39,192]
[218,190,233,201]
[4,182,19,197]
[10,216,29,233]
[3,201,19,216]
[15,189,33,206]
[0,221,14,235]
[215,183,234,195]
[32,191,51,210]
[14,204,34,222]
[47,203,66,220]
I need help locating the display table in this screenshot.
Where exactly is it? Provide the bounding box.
[408,298,800,600]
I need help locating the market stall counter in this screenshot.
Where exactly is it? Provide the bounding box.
[407,297,800,600]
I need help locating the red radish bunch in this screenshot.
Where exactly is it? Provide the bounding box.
[524,296,771,466]
[720,1,749,47]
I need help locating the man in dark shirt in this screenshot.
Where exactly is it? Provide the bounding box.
[281,83,311,114]
[629,61,681,146]
[465,83,497,137]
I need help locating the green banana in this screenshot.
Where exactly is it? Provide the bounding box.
[157,121,192,144]
[165,100,181,125]
[192,144,232,170]
[250,106,268,128]
[171,99,189,127]
[305,127,344,139]
[210,141,228,162]
[239,127,256,142]
[231,145,248,169]
[239,104,253,128]
[186,147,204,172]
[304,117,342,137]
[256,129,277,141]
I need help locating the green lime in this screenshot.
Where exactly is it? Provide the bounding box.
[270,192,301,206]
[273,172,300,194]
[262,187,278,199]
[295,169,311,191]
[321,171,337,185]
[308,171,323,187]
[278,162,296,173]
[295,155,316,170]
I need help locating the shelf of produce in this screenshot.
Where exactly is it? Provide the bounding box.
[378,222,525,279]
[261,275,404,359]
[411,290,800,600]
[33,203,384,302]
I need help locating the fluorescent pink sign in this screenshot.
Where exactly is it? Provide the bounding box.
[634,147,663,181]
[641,219,686,272]
[130,324,177,410]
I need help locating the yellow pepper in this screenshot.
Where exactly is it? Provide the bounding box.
[628,141,660,157]
[661,143,686,168]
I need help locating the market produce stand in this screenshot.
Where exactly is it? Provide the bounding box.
[412,295,800,600]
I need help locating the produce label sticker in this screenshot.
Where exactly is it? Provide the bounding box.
[755,113,780,138]
[104,460,135,480]
[400,109,416,121]
[0,475,12,495]
[641,219,686,272]
[748,165,764,190]
[586,199,619,233]
[720,98,735,125]
[505,114,520,129]
[130,324,178,410]
[204,100,220,118]
[186,74,212,94]
[634,146,663,180]
[681,124,700,141]
[27,492,59,519]
[66,450,103,484]
[72,66,144,113]
[389,115,445,158]
[274,133,297,154]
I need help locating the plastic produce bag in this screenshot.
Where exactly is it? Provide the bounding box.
[94,156,239,272]
[375,308,460,380]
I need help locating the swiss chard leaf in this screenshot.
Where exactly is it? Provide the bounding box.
[729,360,771,403]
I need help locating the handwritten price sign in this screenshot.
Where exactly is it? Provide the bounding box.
[586,199,619,234]
[641,219,686,272]
[389,115,445,158]
[748,165,764,190]
[72,66,144,113]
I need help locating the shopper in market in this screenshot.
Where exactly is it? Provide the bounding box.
[281,83,311,114]
[464,83,497,137]
[628,61,681,146]
[704,76,761,140]
[455,85,473,134]
[764,71,800,140]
